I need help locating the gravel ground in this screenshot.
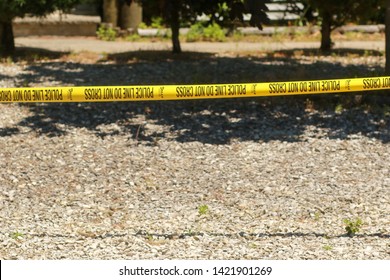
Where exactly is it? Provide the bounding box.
[0,41,389,259]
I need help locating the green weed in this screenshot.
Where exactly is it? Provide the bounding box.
[10,231,24,240]
[184,228,196,236]
[323,245,333,251]
[186,22,204,42]
[335,104,344,113]
[151,17,164,29]
[0,56,13,64]
[137,22,148,29]
[146,233,154,241]
[138,17,164,30]
[126,34,141,42]
[186,22,225,42]
[203,23,226,42]
[198,204,209,215]
[343,218,363,236]
[96,25,117,41]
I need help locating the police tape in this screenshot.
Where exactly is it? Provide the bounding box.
[0,76,389,103]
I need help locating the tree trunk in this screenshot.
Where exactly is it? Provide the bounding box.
[170,2,181,53]
[103,0,118,27]
[320,10,332,51]
[119,1,142,30]
[386,0,390,74]
[0,21,15,56]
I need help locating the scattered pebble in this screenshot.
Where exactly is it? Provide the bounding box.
[0,50,389,259]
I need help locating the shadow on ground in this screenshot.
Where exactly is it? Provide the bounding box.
[1,48,389,143]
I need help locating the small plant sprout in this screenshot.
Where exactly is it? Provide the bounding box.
[323,245,333,251]
[198,204,209,215]
[10,231,24,240]
[311,211,321,221]
[146,233,153,241]
[343,218,363,236]
[335,104,344,113]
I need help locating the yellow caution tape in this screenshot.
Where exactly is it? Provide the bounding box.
[0,76,389,103]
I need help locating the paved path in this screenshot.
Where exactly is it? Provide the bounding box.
[15,36,385,54]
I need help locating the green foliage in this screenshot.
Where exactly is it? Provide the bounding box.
[96,25,117,41]
[137,0,269,28]
[323,245,333,251]
[125,33,141,41]
[138,16,164,29]
[335,104,344,113]
[136,0,269,52]
[0,56,13,64]
[151,16,164,29]
[204,23,226,41]
[10,231,24,240]
[198,204,209,215]
[186,22,226,42]
[343,218,363,236]
[184,227,196,236]
[313,211,321,221]
[137,22,148,29]
[296,0,384,50]
[303,0,383,27]
[0,0,80,20]
[186,22,204,42]
[146,233,153,241]
[1,0,81,55]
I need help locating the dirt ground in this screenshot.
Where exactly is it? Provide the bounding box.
[14,35,384,54]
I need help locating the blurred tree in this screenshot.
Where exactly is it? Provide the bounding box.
[101,0,142,29]
[133,0,269,53]
[303,0,382,51]
[0,0,80,56]
[103,0,118,27]
[118,0,142,30]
